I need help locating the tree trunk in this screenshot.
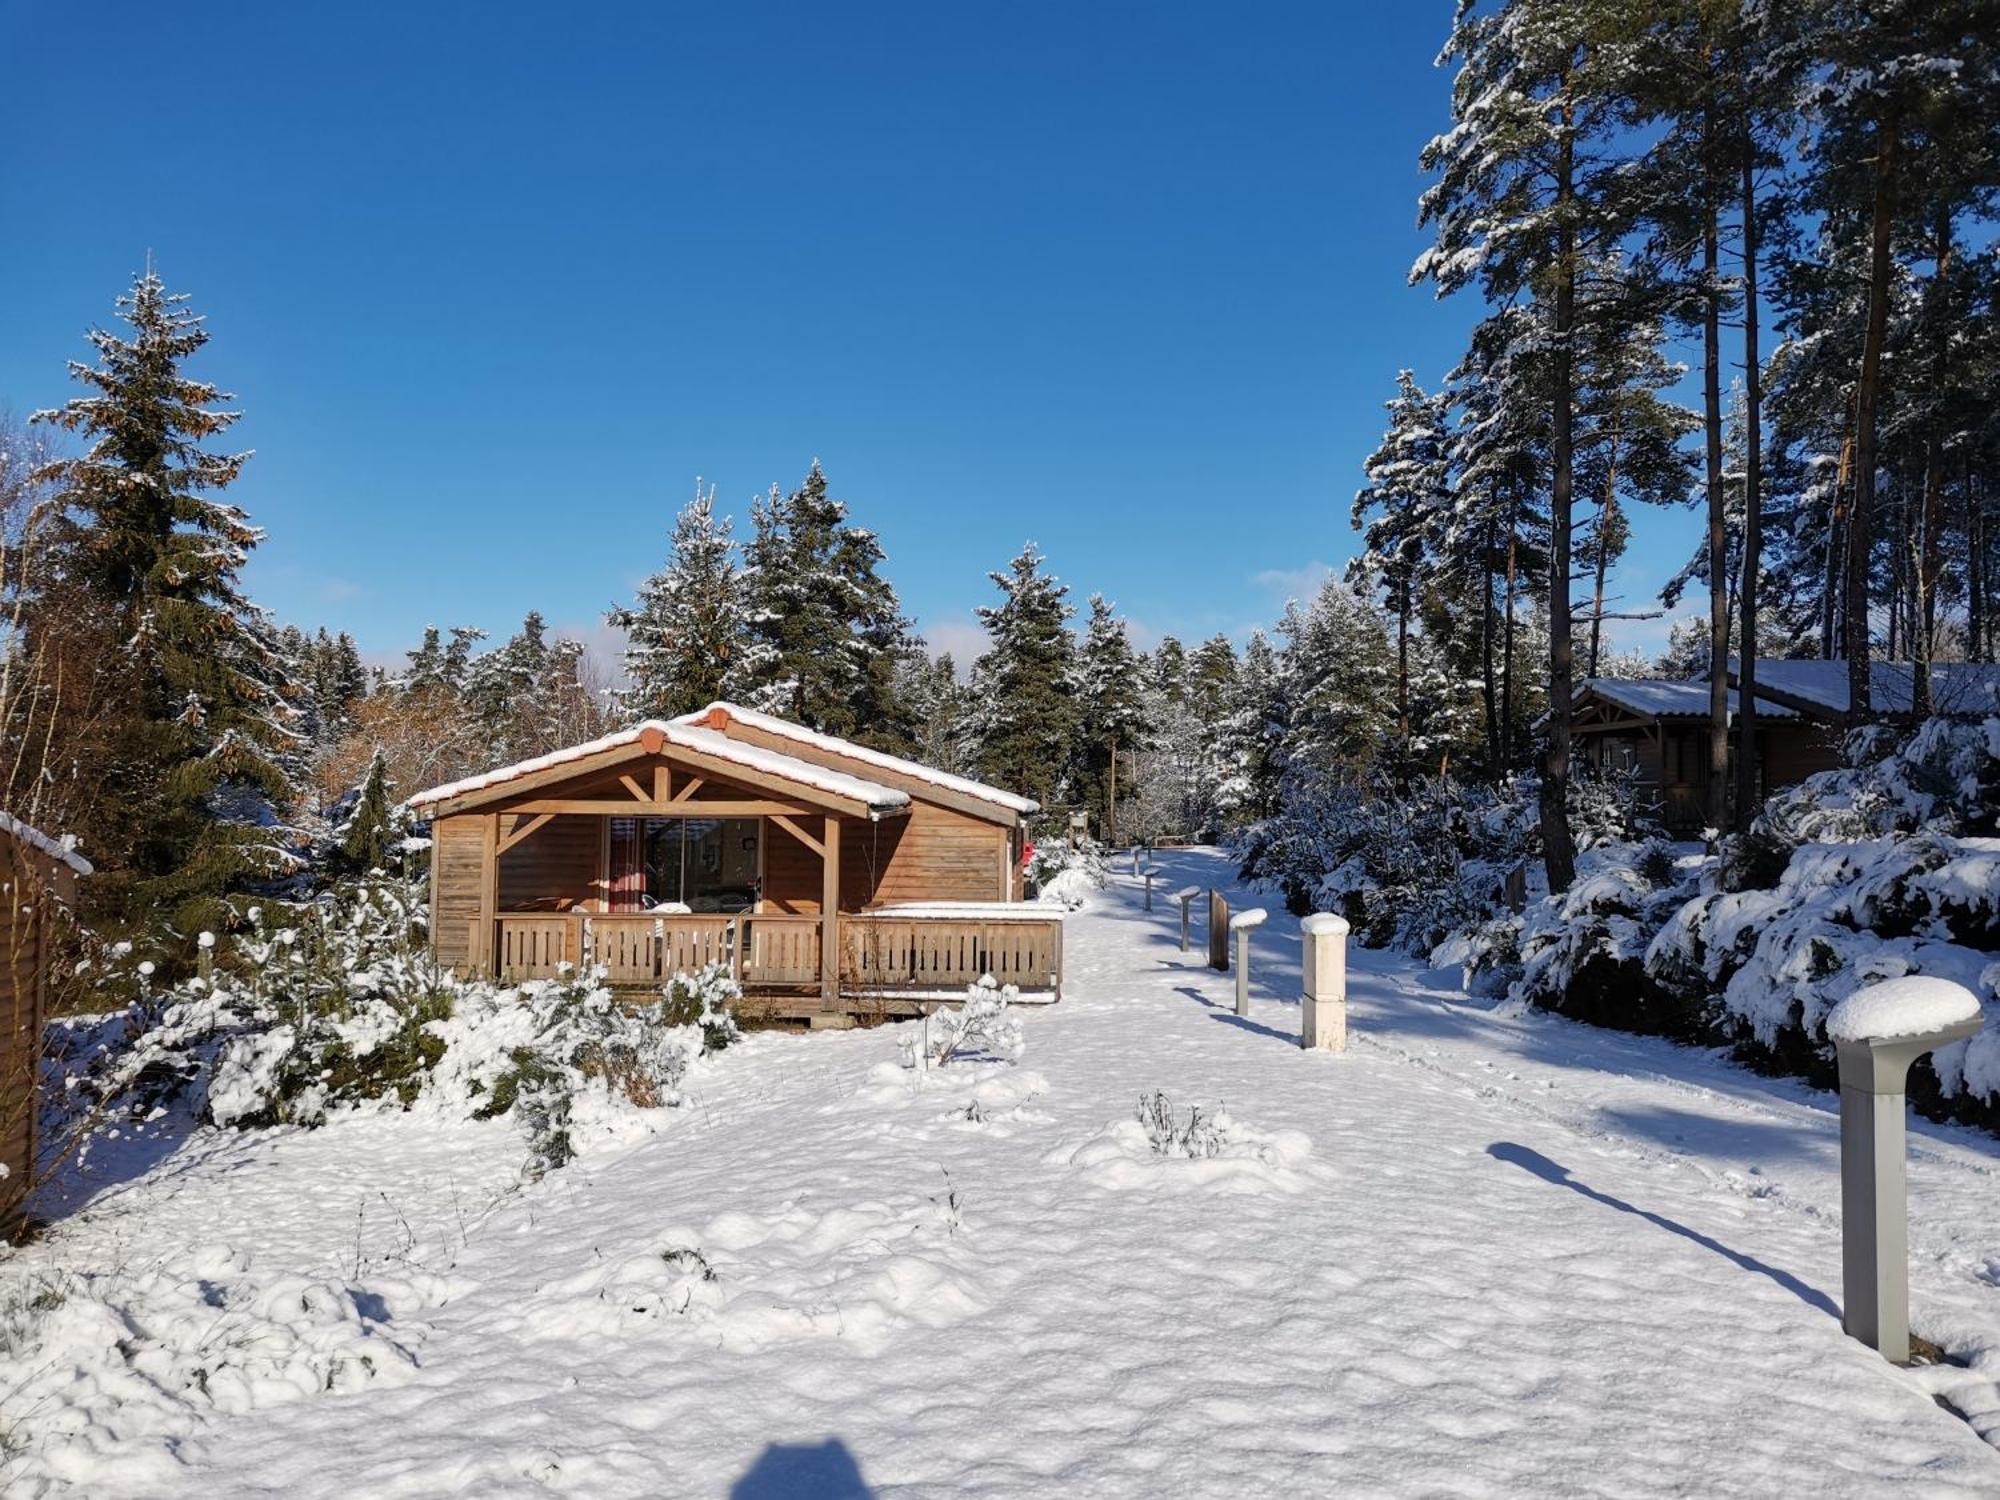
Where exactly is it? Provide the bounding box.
[1824,411,1853,659]
[1106,733,1118,845]
[1848,114,1900,721]
[1970,461,1987,663]
[1480,514,1499,773]
[1502,514,1519,766]
[1589,419,1620,680]
[1396,580,1411,779]
[1702,155,1730,839]
[1913,205,1952,719]
[1734,141,1763,833]
[1540,95,1579,893]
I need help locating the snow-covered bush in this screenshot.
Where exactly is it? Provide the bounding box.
[914,977,1024,1069]
[1454,717,2000,1134]
[1236,766,1654,954]
[48,875,744,1176]
[1136,1090,1224,1159]
[1026,837,1106,908]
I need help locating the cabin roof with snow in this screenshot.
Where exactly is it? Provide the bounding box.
[1729,660,2000,720]
[408,718,915,820]
[0,812,93,879]
[1574,679,1800,722]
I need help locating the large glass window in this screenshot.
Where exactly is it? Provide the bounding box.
[612,817,760,913]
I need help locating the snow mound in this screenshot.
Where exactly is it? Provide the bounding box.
[1053,1113,1315,1195]
[1826,976,1983,1043]
[515,1200,980,1354]
[1037,867,1099,909]
[0,1245,453,1493]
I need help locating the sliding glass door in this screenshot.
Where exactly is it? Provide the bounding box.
[609,817,760,913]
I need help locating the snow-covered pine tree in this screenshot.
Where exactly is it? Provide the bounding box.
[1415,0,1647,890]
[1277,578,1397,781]
[1351,369,1452,772]
[608,481,746,720]
[970,543,1078,812]
[1073,595,1148,843]
[337,747,393,875]
[1219,629,1288,822]
[31,266,299,931]
[736,461,911,743]
[892,648,974,776]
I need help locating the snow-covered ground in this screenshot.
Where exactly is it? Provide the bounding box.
[10,848,2000,1497]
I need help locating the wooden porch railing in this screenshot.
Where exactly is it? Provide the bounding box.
[841,912,1062,997]
[488,908,1064,999]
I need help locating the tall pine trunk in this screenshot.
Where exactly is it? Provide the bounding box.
[1703,179,1729,838]
[1913,206,1952,718]
[1502,511,1520,766]
[1848,115,1900,720]
[1734,142,1764,832]
[1540,95,1579,894]
[1970,462,1988,663]
[1588,420,1619,680]
[1481,514,1499,772]
[1395,579,1411,777]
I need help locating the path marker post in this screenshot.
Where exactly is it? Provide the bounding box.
[1300,913,1350,1052]
[1826,977,1984,1363]
[1144,870,1155,912]
[1172,886,1202,952]
[1229,908,1268,1018]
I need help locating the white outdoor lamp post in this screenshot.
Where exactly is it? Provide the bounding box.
[1300,913,1350,1052]
[1825,977,1985,1363]
[1172,886,1202,952]
[1229,908,1268,1017]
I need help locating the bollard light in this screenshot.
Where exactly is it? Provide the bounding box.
[1826,976,1985,1363]
[1229,907,1268,1018]
[1172,885,1202,952]
[1300,913,1350,1052]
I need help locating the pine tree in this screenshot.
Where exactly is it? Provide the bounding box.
[1220,629,1288,822]
[31,266,297,930]
[1416,0,1650,890]
[337,747,393,875]
[1277,578,1397,781]
[737,461,911,741]
[1351,370,1452,769]
[1073,595,1148,841]
[970,543,1078,810]
[609,481,746,720]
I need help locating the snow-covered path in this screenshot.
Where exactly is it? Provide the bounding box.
[16,848,2000,1497]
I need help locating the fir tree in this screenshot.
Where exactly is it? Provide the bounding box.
[737,461,911,742]
[31,266,297,930]
[970,543,1078,810]
[337,747,393,875]
[1073,595,1148,841]
[609,481,746,720]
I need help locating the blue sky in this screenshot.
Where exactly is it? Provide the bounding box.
[5,2,1697,673]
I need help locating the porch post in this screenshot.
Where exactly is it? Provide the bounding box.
[476,812,499,977]
[820,815,841,1009]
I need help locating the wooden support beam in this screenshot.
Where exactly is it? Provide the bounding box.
[476,813,499,976]
[654,765,671,803]
[509,797,815,817]
[820,815,840,1008]
[768,813,824,858]
[671,776,707,804]
[619,774,652,804]
[496,811,556,856]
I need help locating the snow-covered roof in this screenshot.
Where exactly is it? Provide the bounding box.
[676,702,1041,816]
[1732,659,2000,718]
[0,811,92,877]
[1578,679,1799,721]
[407,720,911,814]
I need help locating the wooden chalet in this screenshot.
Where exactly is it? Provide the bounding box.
[1570,677,1838,834]
[2,815,89,1232]
[409,703,1061,1023]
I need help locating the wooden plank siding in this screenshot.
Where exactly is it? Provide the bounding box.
[760,800,1012,913]
[1,831,78,1234]
[432,815,487,975]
